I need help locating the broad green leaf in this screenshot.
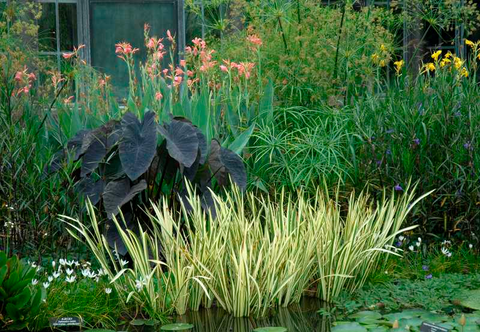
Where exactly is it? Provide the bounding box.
[228,123,255,155]
[160,323,194,331]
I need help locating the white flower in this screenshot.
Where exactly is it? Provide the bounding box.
[31,262,37,268]
[52,261,56,269]
[417,237,422,243]
[74,261,80,267]
[81,269,90,277]
[31,279,38,286]
[66,260,75,267]
[408,245,414,251]
[48,276,53,283]
[135,277,146,291]
[88,271,97,279]
[105,288,112,294]
[66,276,76,283]
[399,235,405,241]
[441,247,452,257]
[120,259,128,267]
[95,277,99,283]
[469,244,473,249]
[442,240,451,246]
[43,282,50,289]
[59,259,66,266]
[66,268,74,276]
[97,268,105,276]
[53,271,61,279]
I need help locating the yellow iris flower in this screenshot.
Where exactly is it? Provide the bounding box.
[431,50,442,62]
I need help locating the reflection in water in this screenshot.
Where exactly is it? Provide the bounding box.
[168,297,332,332]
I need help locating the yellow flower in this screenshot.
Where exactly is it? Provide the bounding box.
[445,51,453,59]
[466,39,474,47]
[431,50,442,61]
[460,67,469,77]
[440,58,451,68]
[394,59,404,74]
[379,59,386,67]
[371,53,379,62]
[425,62,436,72]
[453,56,463,69]
[380,44,387,52]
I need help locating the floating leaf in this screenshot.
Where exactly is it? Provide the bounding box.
[459,289,480,311]
[160,323,194,331]
[332,322,367,331]
[253,327,288,332]
[119,111,157,181]
[349,311,383,320]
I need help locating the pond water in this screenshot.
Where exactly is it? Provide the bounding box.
[152,297,332,332]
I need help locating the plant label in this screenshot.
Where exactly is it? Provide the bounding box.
[420,322,450,332]
[50,316,83,327]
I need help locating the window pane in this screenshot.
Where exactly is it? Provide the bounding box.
[38,3,57,52]
[90,1,178,97]
[59,3,77,51]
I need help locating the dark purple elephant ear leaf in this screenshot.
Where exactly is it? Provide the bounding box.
[158,119,199,168]
[119,111,157,181]
[103,178,147,218]
[208,139,247,191]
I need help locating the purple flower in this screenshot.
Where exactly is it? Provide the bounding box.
[425,274,433,279]
[386,149,392,155]
[463,142,472,150]
[394,184,403,192]
[422,265,429,271]
[413,138,420,145]
[376,160,382,166]
[395,241,402,247]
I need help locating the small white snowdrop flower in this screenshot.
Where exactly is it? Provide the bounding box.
[442,240,451,246]
[31,262,37,268]
[52,261,56,269]
[43,282,50,289]
[53,271,61,279]
[48,276,53,283]
[66,268,74,276]
[59,259,66,266]
[415,241,421,247]
[66,260,75,267]
[399,235,405,241]
[105,288,112,294]
[88,271,97,279]
[469,244,473,249]
[135,277,146,291]
[74,261,80,267]
[408,245,414,251]
[31,279,38,286]
[95,277,99,283]
[66,275,76,283]
[120,259,128,267]
[441,247,452,257]
[97,268,105,276]
[81,269,90,277]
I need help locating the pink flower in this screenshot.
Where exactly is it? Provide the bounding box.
[14,71,23,82]
[62,52,74,59]
[162,68,169,75]
[115,42,139,57]
[147,38,156,49]
[28,72,36,82]
[64,96,74,104]
[175,67,184,75]
[155,92,163,101]
[173,75,183,87]
[187,70,194,77]
[167,30,174,43]
[220,65,228,72]
[247,34,262,47]
[180,59,186,67]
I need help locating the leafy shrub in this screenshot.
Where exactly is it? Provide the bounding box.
[0,252,42,330]
[49,111,247,255]
[211,0,396,106]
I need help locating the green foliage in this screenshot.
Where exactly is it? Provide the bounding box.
[212,0,396,106]
[335,273,480,315]
[0,252,42,330]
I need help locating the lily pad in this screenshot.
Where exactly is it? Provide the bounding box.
[459,290,480,311]
[332,322,368,331]
[160,323,194,331]
[349,311,383,320]
[253,328,288,332]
